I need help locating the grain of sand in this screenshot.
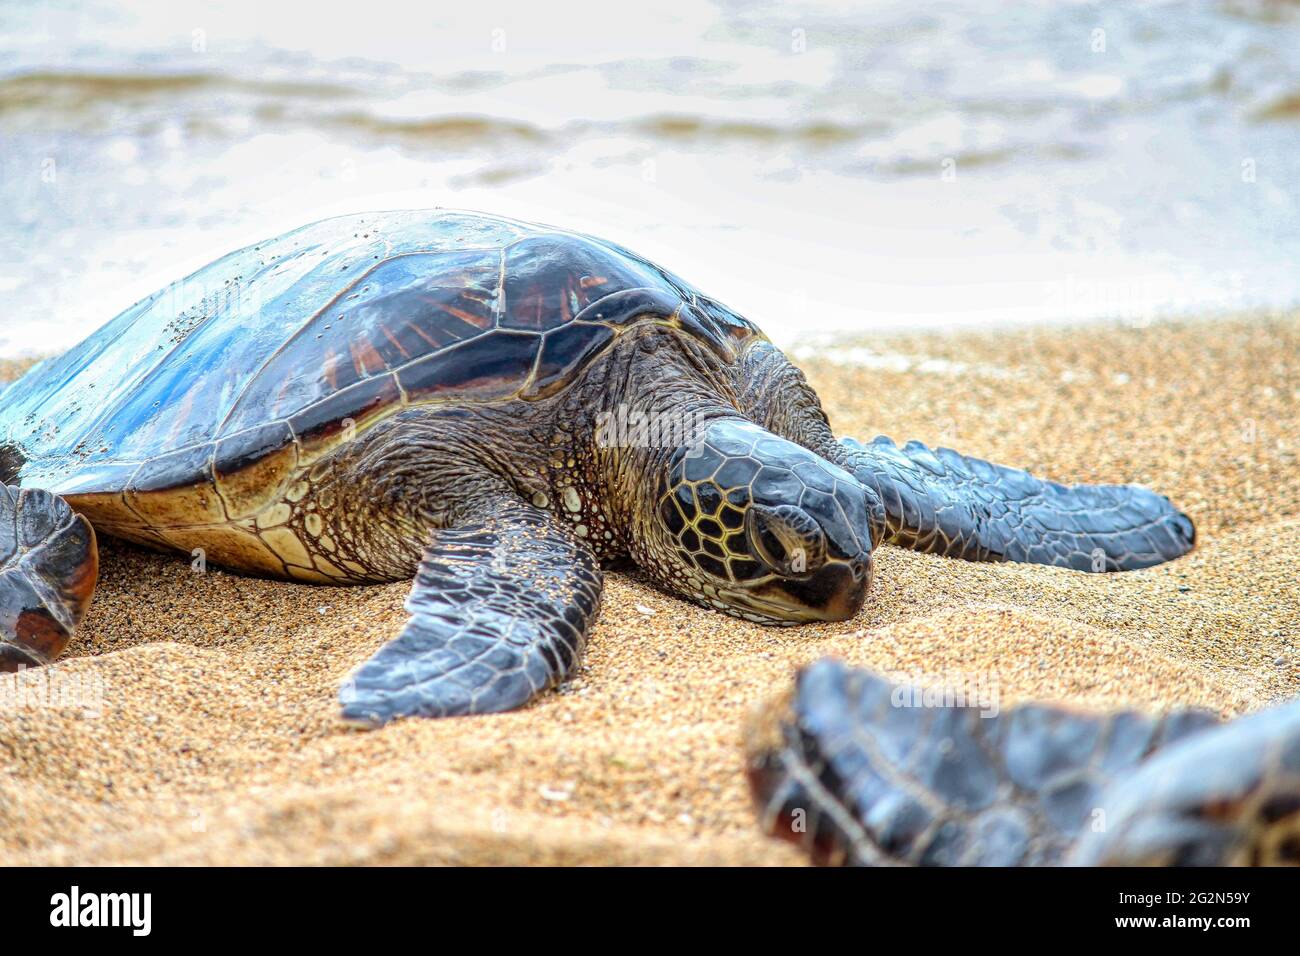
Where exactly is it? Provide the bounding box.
[1,313,1297,865]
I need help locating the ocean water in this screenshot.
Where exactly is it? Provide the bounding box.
[1,0,1299,357]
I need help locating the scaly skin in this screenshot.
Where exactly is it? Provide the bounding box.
[317,327,874,623]
[738,340,1194,572]
[746,659,1300,867]
[311,324,741,582]
[1071,698,1300,866]
[339,492,603,724]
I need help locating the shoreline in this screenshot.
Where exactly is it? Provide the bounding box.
[1,310,1297,865]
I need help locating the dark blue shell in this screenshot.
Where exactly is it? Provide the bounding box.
[0,210,760,494]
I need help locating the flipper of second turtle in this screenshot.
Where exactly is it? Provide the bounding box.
[339,498,602,725]
[0,484,98,670]
[1071,699,1300,866]
[745,659,1219,866]
[838,436,1195,570]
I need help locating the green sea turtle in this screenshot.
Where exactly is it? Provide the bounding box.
[745,659,1300,866]
[0,210,1194,725]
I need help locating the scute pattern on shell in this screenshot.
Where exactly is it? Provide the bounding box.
[0,210,759,497]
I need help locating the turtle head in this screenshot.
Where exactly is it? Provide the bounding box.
[642,419,878,624]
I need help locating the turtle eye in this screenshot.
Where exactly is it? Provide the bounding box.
[745,504,825,577]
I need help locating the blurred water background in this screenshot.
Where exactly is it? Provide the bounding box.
[1,0,1299,357]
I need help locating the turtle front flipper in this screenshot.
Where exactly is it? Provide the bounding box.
[745,658,1219,866]
[837,436,1194,571]
[0,484,98,670]
[339,497,602,725]
[1071,699,1300,866]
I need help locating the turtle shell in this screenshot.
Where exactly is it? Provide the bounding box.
[0,210,760,503]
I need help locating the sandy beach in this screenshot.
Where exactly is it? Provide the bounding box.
[1,311,1296,866]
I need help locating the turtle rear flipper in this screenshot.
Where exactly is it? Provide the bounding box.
[745,658,1218,866]
[339,496,602,725]
[0,485,98,670]
[839,436,1195,571]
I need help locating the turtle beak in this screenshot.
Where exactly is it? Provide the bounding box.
[743,445,875,621]
[743,500,872,620]
[749,550,873,622]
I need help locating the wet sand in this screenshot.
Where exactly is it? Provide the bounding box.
[1,312,1297,865]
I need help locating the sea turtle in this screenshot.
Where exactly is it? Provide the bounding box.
[745,658,1300,865]
[0,210,1195,725]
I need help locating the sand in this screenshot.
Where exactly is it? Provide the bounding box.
[0,312,1297,866]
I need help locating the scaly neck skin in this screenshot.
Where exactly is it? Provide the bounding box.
[579,327,747,574]
[310,407,539,581]
[734,339,841,458]
[319,325,746,582]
